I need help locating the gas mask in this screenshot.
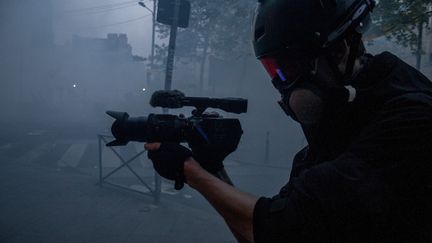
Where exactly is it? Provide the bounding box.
[260,51,356,125]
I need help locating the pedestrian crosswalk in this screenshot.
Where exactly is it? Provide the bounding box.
[58,143,87,167]
[0,131,293,205]
[0,132,292,181]
[0,138,153,173]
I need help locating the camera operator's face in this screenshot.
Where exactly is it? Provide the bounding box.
[286,42,350,125]
[288,56,342,125]
[270,41,349,125]
[260,40,351,125]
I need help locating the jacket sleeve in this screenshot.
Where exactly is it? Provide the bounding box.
[253,152,387,242]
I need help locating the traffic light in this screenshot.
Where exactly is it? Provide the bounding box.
[157,0,191,28]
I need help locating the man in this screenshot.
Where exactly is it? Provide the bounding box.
[145,0,432,242]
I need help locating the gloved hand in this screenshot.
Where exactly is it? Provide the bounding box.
[187,124,235,174]
[188,143,230,174]
[146,142,193,190]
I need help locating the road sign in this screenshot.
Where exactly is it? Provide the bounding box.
[157,0,190,28]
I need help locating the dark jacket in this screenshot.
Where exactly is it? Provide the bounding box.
[253,52,432,243]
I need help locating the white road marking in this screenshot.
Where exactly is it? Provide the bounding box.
[161,182,179,195]
[57,144,87,167]
[130,182,181,195]
[130,181,181,195]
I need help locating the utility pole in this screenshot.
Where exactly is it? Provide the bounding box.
[138,1,156,86]
[164,0,181,91]
[151,0,156,71]
[159,0,182,198]
[416,20,424,71]
[139,0,188,202]
[138,0,159,204]
[140,0,182,203]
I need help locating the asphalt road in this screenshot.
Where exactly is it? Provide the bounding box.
[0,122,292,243]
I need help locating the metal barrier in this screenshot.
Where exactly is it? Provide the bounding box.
[97,134,161,203]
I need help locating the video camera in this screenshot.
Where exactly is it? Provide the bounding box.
[106,90,247,165]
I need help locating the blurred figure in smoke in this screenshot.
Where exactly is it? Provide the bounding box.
[145,0,432,242]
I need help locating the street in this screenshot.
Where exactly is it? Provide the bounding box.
[0,122,291,243]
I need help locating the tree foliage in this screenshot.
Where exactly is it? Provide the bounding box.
[373,0,432,64]
[152,0,256,67]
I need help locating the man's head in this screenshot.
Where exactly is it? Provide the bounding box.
[253,0,375,125]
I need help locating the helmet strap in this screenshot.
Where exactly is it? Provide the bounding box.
[325,55,345,84]
[343,32,362,81]
[324,32,363,84]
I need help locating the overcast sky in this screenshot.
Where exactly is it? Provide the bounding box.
[52,0,154,57]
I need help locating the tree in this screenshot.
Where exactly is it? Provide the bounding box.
[373,0,432,70]
[151,0,256,92]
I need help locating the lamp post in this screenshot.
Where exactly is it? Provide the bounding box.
[139,0,160,204]
[138,1,156,84]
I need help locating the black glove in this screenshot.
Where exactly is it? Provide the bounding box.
[188,123,235,174]
[147,143,192,190]
[188,143,229,174]
[182,111,242,175]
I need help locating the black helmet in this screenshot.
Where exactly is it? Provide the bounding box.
[253,0,376,59]
[253,0,376,121]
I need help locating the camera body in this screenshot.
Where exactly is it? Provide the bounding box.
[106,90,247,155]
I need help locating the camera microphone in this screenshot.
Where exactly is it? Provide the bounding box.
[150,90,185,108]
[150,90,248,114]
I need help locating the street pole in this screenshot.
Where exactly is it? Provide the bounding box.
[155,0,181,201]
[152,0,181,203]
[416,20,424,71]
[150,0,156,70]
[139,1,156,87]
[139,0,160,204]
[164,0,181,91]
[150,0,161,205]
[148,0,162,204]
